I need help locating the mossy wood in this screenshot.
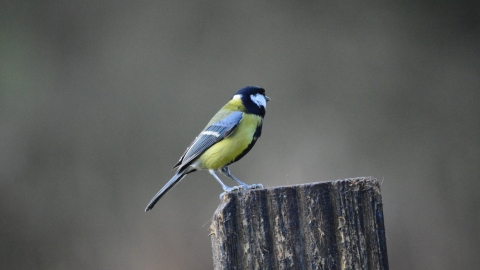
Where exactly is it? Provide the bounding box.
[210,177,389,270]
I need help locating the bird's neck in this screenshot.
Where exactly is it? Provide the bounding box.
[223,99,246,112]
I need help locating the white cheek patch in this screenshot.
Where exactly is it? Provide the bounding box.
[250,94,266,108]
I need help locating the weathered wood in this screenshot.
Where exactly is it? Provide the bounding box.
[210,177,388,270]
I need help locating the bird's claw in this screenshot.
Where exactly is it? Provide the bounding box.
[247,183,263,189]
[219,184,264,199]
[219,185,242,199]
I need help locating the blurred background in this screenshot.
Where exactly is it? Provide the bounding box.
[1,1,479,269]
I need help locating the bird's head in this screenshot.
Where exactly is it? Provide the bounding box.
[232,86,270,116]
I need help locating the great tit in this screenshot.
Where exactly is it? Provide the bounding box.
[145,86,270,211]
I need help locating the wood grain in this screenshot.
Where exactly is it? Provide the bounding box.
[210,177,389,270]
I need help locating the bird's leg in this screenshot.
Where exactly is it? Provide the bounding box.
[220,167,264,190]
[209,170,242,193]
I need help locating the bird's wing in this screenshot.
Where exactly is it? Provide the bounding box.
[173,111,243,170]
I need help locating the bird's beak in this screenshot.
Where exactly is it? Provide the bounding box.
[265,96,271,102]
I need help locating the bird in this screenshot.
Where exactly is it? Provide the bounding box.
[145,86,270,211]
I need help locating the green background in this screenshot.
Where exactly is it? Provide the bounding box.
[2,1,479,269]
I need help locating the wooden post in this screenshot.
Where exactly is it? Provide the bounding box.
[210,177,388,270]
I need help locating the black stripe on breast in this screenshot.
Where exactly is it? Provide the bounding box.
[229,122,263,165]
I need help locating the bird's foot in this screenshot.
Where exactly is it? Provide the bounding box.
[245,183,263,189]
[219,185,243,199]
[219,184,264,199]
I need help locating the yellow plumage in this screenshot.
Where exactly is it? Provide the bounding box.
[199,113,262,169]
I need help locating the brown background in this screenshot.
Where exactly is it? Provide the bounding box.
[1,1,479,269]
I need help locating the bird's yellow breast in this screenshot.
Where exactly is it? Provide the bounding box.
[198,113,262,170]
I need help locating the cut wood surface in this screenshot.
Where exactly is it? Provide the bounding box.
[210,177,389,270]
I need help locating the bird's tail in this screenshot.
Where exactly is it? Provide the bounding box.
[145,172,186,211]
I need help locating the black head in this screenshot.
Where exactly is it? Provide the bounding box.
[232,86,269,116]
